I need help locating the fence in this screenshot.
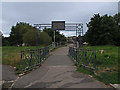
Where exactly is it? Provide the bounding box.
[68,47,97,72]
[16,47,49,72]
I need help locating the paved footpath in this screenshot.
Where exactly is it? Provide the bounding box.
[12,45,112,88]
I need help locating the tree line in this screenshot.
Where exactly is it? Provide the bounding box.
[2,22,66,46]
[83,13,120,46]
[2,12,120,46]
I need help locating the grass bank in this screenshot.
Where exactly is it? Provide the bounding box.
[77,45,119,85]
[2,46,43,66]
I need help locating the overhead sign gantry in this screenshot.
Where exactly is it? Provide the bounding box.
[34,21,83,48]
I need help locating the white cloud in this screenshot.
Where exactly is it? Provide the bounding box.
[60,31,76,37]
[3,34,10,37]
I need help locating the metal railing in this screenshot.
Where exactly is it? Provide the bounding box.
[16,47,49,72]
[68,47,97,71]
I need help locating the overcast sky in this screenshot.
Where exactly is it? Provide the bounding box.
[1,2,118,37]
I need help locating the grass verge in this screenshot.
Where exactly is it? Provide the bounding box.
[76,45,119,85]
[2,46,43,66]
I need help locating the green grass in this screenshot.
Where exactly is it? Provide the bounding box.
[77,65,94,75]
[94,71,119,85]
[77,45,119,85]
[82,45,118,68]
[2,46,43,66]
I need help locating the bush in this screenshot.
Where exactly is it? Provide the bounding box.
[23,29,36,46]
[23,30,52,46]
[39,32,52,46]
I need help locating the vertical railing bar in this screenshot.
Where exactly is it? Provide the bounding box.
[68,46,97,73]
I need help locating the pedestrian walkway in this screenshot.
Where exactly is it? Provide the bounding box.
[12,45,111,88]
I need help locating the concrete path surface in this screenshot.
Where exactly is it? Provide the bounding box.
[12,45,112,88]
[2,65,17,88]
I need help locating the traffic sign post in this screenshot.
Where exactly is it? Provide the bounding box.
[52,21,65,48]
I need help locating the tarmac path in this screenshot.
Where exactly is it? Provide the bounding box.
[12,44,112,88]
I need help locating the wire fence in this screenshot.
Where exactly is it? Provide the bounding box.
[68,47,97,72]
[16,47,49,73]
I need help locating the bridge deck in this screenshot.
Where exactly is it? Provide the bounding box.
[13,45,110,88]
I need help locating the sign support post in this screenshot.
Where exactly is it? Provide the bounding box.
[52,21,65,48]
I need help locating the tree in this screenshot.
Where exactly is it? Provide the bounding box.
[113,13,120,45]
[85,14,102,45]
[23,29,36,46]
[85,13,120,46]
[0,31,2,46]
[38,32,52,46]
[9,22,34,46]
[43,28,66,44]
[23,29,52,46]
[2,37,10,46]
[58,33,66,44]
[43,28,54,41]
[114,13,120,24]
